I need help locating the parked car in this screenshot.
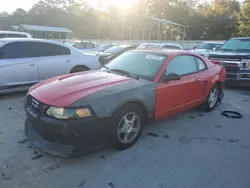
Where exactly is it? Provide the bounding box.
[98,44,117,52]
[24,49,226,157]
[208,37,250,86]
[99,44,137,65]
[137,43,183,50]
[0,31,32,38]
[191,42,223,57]
[64,40,98,52]
[0,38,101,94]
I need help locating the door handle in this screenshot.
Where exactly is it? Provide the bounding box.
[66,60,71,63]
[29,64,35,66]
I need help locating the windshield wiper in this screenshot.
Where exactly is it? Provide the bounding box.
[101,65,111,73]
[110,69,139,80]
[102,65,110,70]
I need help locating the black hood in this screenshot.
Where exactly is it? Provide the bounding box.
[209,51,250,60]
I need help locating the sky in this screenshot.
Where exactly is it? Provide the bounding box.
[0,0,39,13]
[0,0,135,13]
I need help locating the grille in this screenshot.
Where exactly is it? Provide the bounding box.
[26,95,49,115]
[209,58,241,74]
[226,74,237,79]
[241,74,250,79]
[224,63,239,74]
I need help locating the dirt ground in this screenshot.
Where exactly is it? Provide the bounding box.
[1,88,250,188]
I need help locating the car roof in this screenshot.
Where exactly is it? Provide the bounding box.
[0,30,31,35]
[139,42,182,47]
[0,38,66,46]
[117,44,132,48]
[202,41,223,44]
[231,37,250,40]
[132,48,192,56]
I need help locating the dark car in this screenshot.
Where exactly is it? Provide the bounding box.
[24,49,225,157]
[98,44,116,52]
[99,45,137,65]
[208,37,250,86]
[191,42,223,57]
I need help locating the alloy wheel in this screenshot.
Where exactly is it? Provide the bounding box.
[117,112,140,144]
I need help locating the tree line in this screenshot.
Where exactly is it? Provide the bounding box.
[0,0,250,40]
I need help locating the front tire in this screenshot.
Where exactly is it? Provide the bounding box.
[109,104,145,150]
[201,85,220,112]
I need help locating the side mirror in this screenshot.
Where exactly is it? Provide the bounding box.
[193,46,197,50]
[162,73,181,82]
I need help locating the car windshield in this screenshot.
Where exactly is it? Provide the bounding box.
[104,46,125,54]
[197,43,220,50]
[220,39,250,51]
[104,51,167,81]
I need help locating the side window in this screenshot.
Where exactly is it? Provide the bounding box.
[0,42,38,59]
[196,57,207,71]
[166,55,198,76]
[85,42,94,49]
[38,43,71,57]
[162,45,177,49]
[74,42,85,49]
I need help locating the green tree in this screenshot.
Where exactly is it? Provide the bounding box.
[237,0,250,36]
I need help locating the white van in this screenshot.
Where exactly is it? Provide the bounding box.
[0,31,32,38]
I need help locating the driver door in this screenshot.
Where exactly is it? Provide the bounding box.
[155,55,202,120]
[0,42,39,90]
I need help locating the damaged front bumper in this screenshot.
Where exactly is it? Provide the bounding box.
[25,107,109,158]
[25,119,79,158]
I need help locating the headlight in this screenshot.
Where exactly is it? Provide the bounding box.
[46,106,92,120]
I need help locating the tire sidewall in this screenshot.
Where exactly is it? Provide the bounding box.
[108,104,145,150]
[70,66,88,73]
[204,85,220,111]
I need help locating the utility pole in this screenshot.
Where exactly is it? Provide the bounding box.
[157,21,160,40]
[148,29,151,40]
[121,15,124,42]
[129,26,132,40]
[97,0,100,40]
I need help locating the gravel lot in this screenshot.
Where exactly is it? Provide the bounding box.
[1,89,250,188]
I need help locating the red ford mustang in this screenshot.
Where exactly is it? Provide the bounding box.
[24,49,226,157]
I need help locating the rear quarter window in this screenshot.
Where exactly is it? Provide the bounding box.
[0,42,39,59]
[38,43,71,57]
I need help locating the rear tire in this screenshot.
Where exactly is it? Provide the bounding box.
[108,104,145,150]
[200,85,220,112]
[70,66,89,73]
